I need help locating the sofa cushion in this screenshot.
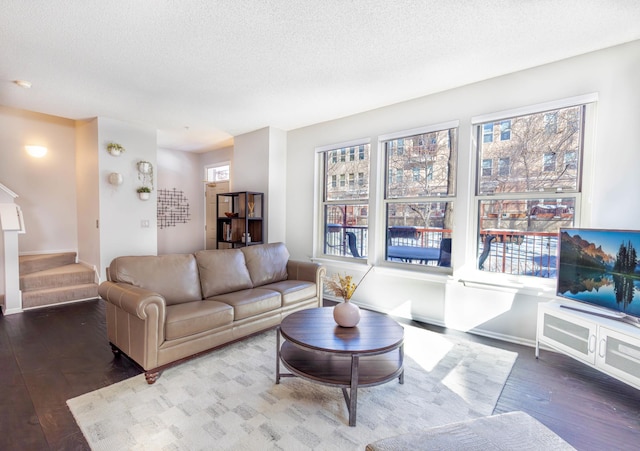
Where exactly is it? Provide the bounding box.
[261,280,316,306]
[195,249,254,297]
[165,300,234,341]
[241,242,289,287]
[109,254,202,305]
[209,288,281,321]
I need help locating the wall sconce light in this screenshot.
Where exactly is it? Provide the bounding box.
[108,172,124,185]
[25,145,48,158]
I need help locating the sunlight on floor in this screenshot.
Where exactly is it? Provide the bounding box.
[403,322,454,372]
[441,363,476,405]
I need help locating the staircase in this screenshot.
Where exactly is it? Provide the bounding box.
[19,253,99,309]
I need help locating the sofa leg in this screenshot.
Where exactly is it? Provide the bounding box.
[145,370,160,384]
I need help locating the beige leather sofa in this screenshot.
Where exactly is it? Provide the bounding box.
[98,242,324,383]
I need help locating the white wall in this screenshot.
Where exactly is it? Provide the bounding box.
[268,128,287,243]
[96,117,157,278]
[233,127,270,194]
[157,147,205,254]
[233,127,288,244]
[0,106,78,254]
[286,40,640,345]
[76,119,100,270]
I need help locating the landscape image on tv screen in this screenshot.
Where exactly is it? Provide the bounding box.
[557,228,640,319]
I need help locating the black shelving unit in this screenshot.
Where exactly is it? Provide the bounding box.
[216,191,264,248]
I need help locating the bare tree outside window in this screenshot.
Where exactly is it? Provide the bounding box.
[476,105,585,277]
[384,127,457,267]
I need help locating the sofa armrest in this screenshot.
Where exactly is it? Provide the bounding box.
[99,281,166,320]
[286,260,326,305]
[98,281,166,370]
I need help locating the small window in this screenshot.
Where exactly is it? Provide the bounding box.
[206,164,230,182]
[564,151,577,170]
[349,147,355,161]
[331,175,337,187]
[543,153,556,172]
[412,167,420,182]
[498,157,510,176]
[483,123,493,143]
[544,112,558,134]
[482,159,493,176]
[500,120,511,140]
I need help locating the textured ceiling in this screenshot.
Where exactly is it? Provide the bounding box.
[2,0,640,152]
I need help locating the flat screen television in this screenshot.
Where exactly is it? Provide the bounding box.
[556,228,640,325]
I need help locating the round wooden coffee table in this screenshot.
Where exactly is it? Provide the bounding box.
[276,307,404,426]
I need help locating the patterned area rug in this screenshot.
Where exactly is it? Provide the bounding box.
[67,324,517,450]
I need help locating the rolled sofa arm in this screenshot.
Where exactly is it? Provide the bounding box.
[99,281,166,320]
[98,281,167,370]
[287,260,326,303]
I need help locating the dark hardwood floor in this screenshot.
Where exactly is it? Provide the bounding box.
[1,299,639,450]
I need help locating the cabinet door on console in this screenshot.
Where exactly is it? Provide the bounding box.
[596,326,640,389]
[538,307,597,365]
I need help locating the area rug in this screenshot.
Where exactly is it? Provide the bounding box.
[67,325,518,450]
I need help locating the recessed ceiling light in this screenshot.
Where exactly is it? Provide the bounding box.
[14,80,32,88]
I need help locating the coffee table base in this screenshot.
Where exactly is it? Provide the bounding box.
[276,327,404,426]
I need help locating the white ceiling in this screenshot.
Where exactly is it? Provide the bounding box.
[2,1,640,152]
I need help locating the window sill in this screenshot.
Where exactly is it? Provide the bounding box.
[455,272,556,297]
[312,257,454,283]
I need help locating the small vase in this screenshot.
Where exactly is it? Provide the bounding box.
[138,192,150,200]
[333,299,361,327]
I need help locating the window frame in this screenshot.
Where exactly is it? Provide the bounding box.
[313,95,596,290]
[316,138,372,262]
[471,93,598,284]
[380,121,458,272]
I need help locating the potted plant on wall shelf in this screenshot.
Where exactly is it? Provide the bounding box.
[137,186,151,200]
[106,142,125,156]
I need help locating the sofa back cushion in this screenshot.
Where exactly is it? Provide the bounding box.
[195,249,254,297]
[108,254,202,305]
[241,242,289,287]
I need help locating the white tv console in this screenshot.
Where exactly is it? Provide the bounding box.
[536,299,640,390]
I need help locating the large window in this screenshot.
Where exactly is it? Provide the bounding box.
[476,103,588,277]
[321,143,370,259]
[383,125,457,268]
